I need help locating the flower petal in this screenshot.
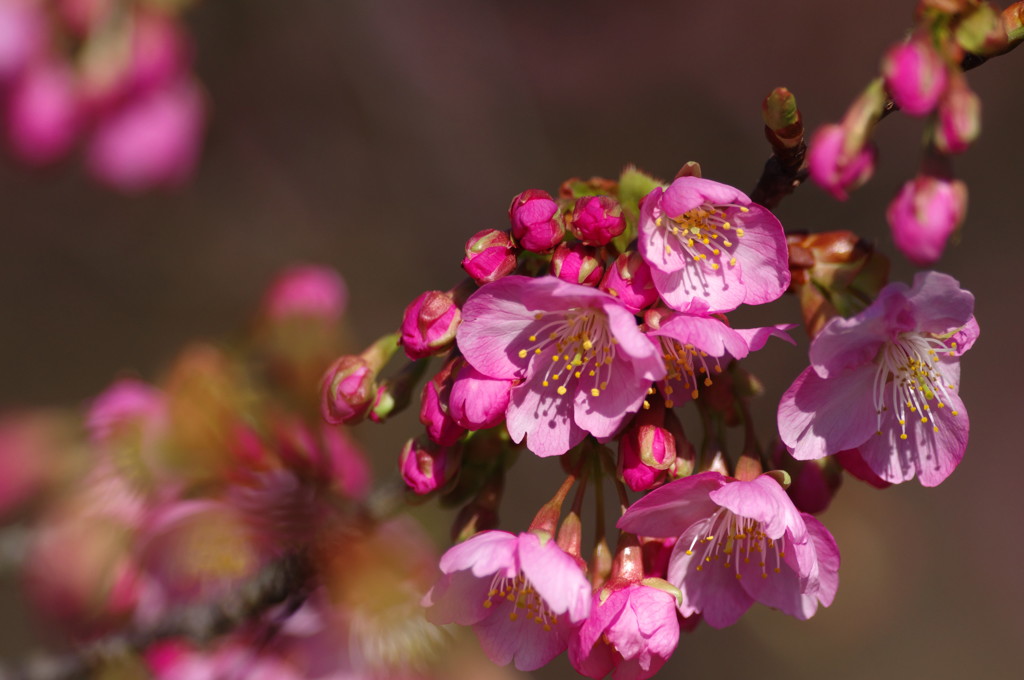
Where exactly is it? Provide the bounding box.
[778,365,878,460]
[616,472,726,538]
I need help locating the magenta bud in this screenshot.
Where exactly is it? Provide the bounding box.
[0,0,46,82]
[419,359,466,446]
[320,355,377,425]
[600,252,659,313]
[567,195,626,246]
[550,242,604,287]
[448,362,513,430]
[933,74,980,154]
[399,436,448,495]
[462,228,517,284]
[399,290,461,360]
[6,60,81,165]
[882,36,948,116]
[261,264,348,323]
[618,405,676,492]
[86,78,205,192]
[886,174,967,266]
[807,124,877,201]
[508,189,565,252]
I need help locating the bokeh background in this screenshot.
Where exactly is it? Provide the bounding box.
[1,0,1022,678]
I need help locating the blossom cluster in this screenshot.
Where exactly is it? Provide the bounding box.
[0,0,205,191]
[321,160,978,677]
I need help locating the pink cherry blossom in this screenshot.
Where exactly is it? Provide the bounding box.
[618,472,840,628]
[882,35,948,116]
[778,271,977,486]
[457,276,665,457]
[637,176,790,314]
[569,583,680,680]
[646,310,794,408]
[261,264,348,322]
[424,530,592,671]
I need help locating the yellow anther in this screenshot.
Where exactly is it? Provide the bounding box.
[557,386,567,395]
[591,388,600,397]
[518,349,528,358]
[900,433,908,440]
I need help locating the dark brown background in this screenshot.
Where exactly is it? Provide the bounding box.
[1,1,1022,678]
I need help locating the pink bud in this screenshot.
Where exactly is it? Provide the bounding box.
[599,251,659,313]
[6,60,80,165]
[462,228,517,284]
[882,36,948,116]
[886,174,967,266]
[399,436,448,495]
[508,189,565,252]
[86,78,205,191]
[448,362,512,430]
[261,265,348,322]
[568,195,625,246]
[618,405,676,492]
[320,355,376,424]
[934,74,980,154]
[399,290,462,360]
[787,458,843,515]
[807,124,877,200]
[0,0,47,82]
[419,360,466,446]
[550,242,604,287]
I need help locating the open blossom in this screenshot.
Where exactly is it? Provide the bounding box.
[646,311,794,408]
[457,276,665,457]
[778,271,978,486]
[569,582,679,680]
[424,530,592,671]
[638,176,790,314]
[618,472,840,628]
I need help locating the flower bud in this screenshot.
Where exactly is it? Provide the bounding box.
[448,362,512,431]
[419,359,466,446]
[260,265,347,323]
[886,174,967,266]
[321,355,376,424]
[599,252,658,313]
[550,242,604,287]
[508,189,565,252]
[399,290,461,360]
[882,34,948,117]
[6,61,81,165]
[618,401,676,492]
[807,124,877,200]
[567,195,626,246]
[399,436,448,495]
[0,0,46,82]
[761,87,804,153]
[933,73,980,154]
[461,228,517,284]
[955,1,1008,55]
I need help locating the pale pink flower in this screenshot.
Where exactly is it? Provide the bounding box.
[457,276,665,457]
[886,175,967,266]
[778,271,978,486]
[569,583,680,680]
[646,310,793,408]
[424,530,592,671]
[618,472,840,628]
[638,176,790,314]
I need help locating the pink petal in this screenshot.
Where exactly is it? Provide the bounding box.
[617,472,726,539]
[778,365,877,460]
[438,530,517,578]
[667,524,754,628]
[506,371,587,457]
[905,271,975,334]
[709,476,806,542]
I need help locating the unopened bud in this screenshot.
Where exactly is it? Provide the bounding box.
[419,358,466,446]
[399,436,449,495]
[761,87,804,151]
[955,2,1007,55]
[600,252,658,314]
[807,124,877,201]
[448,362,512,431]
[399,290,461,360]
[261,265,347,323]
[462,229,517,285]
[933,73,980,153]
[550,242,604,287]
[882,34,948,116]
[320,334,399,425]
[567,195,626,246]
[887,174,967,266]
[508,189,565,252]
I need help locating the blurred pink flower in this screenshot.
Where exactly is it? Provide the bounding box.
[807,124,877,200]
[261,264,348,322]
[886,175,967,266]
